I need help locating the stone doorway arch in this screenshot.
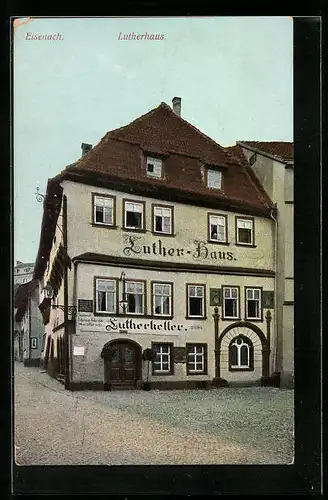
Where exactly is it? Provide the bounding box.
[217,321,270,384]
[101,338,142,390]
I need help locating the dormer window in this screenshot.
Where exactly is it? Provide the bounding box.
[147,157,162,179]
[206,168,222,190]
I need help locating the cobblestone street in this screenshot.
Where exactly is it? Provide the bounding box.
[14,363,294,466]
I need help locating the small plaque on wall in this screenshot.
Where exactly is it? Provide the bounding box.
[262,291,274,309]
[78,299,93,312]
[210,288,222,306]
[73,346,85,356]
[173,347,187,363]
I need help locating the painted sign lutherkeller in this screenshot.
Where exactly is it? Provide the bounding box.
[76,313,204,334]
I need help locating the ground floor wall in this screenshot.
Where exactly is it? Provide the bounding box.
[60,262,276,389]
[280,304,294,388]
[39,261,279,389]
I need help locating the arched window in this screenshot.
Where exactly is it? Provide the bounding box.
[229,335,254,371]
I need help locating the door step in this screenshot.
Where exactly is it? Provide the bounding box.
[106,383,137,390]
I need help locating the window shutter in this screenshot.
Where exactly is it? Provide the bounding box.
[207,169,222,189]
[147,157,162,178]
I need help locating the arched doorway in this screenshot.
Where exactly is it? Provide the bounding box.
[101,339,142,390]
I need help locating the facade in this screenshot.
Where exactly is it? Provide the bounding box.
[34,98,279,390]
[14,279,44,366]
[227,142,294,388]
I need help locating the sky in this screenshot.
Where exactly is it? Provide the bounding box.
[13,16,293,264]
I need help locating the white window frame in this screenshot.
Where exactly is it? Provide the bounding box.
[236,218,254,245]
[153,205,173,235]
[230,337,251,369]
[222,286,239,319]
[146,157,162,179]
[187,344,206,374]
[187,284,205,318]
[93,195,114,226]
[125,280,145,315]
[152,343,172,373]
[207,168,222,189]
[95,278,117,314]
[209,214,227,242]
[152,282,173,316]
[124,201,145,230]
[245,287,262,320]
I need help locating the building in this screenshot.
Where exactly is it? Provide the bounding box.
[13,261,35,360]
[34,98,279,390]
[14,261,34,286]
[14,279,44,366]
[226,141,294,388]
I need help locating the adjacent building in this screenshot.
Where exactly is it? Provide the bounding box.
[14,279,44,366]
[227,141,294,388]
[13,261,35,361]
[34,98,281,390]
[14,261,34,286]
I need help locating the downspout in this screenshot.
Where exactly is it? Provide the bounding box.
[63,194,69,390]
[28,296,31,364]
[71,260,79,381]
[270,205,279,374]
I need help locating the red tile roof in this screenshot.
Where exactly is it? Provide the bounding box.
[57,102,274,215]
[237,141,293,162]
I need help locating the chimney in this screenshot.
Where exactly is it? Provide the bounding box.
[81,143,92,156]
[172,97,181,117]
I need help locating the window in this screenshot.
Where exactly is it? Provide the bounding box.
[245,288,262,320]
[124,200,145,230]
[207,168,222,189]
[186,344,207,375]
[152,205,173,234]
[126,281,145,315]
[95,279,117,314]
[229,336,254,371]
[208,214,227,243]
[30,338,38,349]
[236,217,254,245]
[147,157,162,178]
[152,343,173,374]
[187,284,206,318]
[152,282,173,316]
[93,194,115,226]
[222,286,239,319]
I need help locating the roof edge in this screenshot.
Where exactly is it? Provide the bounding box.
[237,141,293,164]
[58,168,274,218]
[33,179,63,281]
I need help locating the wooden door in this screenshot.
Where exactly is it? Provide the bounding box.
[105,342,138,388]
